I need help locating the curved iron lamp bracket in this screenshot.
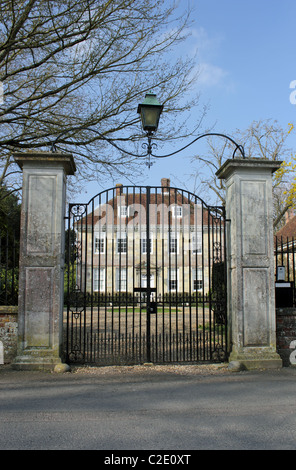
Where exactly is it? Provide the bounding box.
[150,132,245,160]
[51,127,245,162]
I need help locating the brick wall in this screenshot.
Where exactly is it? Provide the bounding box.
[276,308,296,366]
[0,306,18,363]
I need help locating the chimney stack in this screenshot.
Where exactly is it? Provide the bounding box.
[116,183,123,196]
[285,207,295,224]
[161,178,170,188]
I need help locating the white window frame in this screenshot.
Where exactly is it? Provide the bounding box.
[141,232,153,254]
[93,268,105,292]
[141,273,155,288]
[94,234,105,254]
[191,232,202,254]
[118,205,128,217]
[116,268,127,292]
[117,232,127,254]
[172,205,182,218]
[193,268,203,291]
[168,268,178,291]
[169,233,179,254]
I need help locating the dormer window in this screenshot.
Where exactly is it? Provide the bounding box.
[118,205,128,217]
[172,205,182,218]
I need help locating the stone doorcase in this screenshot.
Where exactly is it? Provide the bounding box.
[217,158,283,370]
[12,151,76,371]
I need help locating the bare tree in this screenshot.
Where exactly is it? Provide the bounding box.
[183,120,294,228]
[0,0,202,193]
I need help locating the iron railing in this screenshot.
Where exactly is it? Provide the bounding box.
[0,229,19,305]
[275,236,296,306]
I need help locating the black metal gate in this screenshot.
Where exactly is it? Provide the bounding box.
[64,180,227,364]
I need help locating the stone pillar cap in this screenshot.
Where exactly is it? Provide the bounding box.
[13,151,76,175]
[216,158,283,180]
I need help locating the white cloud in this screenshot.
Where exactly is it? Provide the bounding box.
[186,27,229,89]
[189,27,224,58]
[198,62,228,88]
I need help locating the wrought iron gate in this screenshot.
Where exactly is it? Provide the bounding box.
[64,181,227,364]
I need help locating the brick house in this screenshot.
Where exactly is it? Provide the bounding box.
[74,178,224,298]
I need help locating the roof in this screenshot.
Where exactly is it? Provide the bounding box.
[73,179,224,229]
[275,215,296,241]
[77,191,220,228]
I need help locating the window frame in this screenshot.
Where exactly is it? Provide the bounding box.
[172,205,182,218]
[168,268,178,291]
[94,234,105,254]
[118,205,128,217]
[117,232,127,254]
[191,232,202,255]
[141,232,153,254]
[192,268,203,291]
[116,268,127,292]
[93,267,106,292]
[169,232,179,254]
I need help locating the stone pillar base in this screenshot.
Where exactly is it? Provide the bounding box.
[12,354,70,372]
[229,350,282,370]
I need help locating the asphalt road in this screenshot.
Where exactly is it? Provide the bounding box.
[1,363,296,452]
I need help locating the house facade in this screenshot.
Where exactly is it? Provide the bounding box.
[73,178,225,299]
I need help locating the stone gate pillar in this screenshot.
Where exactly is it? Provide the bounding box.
[216,158,283,370]
[12,151,76,371]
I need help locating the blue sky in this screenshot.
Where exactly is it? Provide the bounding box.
[76,0,296,203]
